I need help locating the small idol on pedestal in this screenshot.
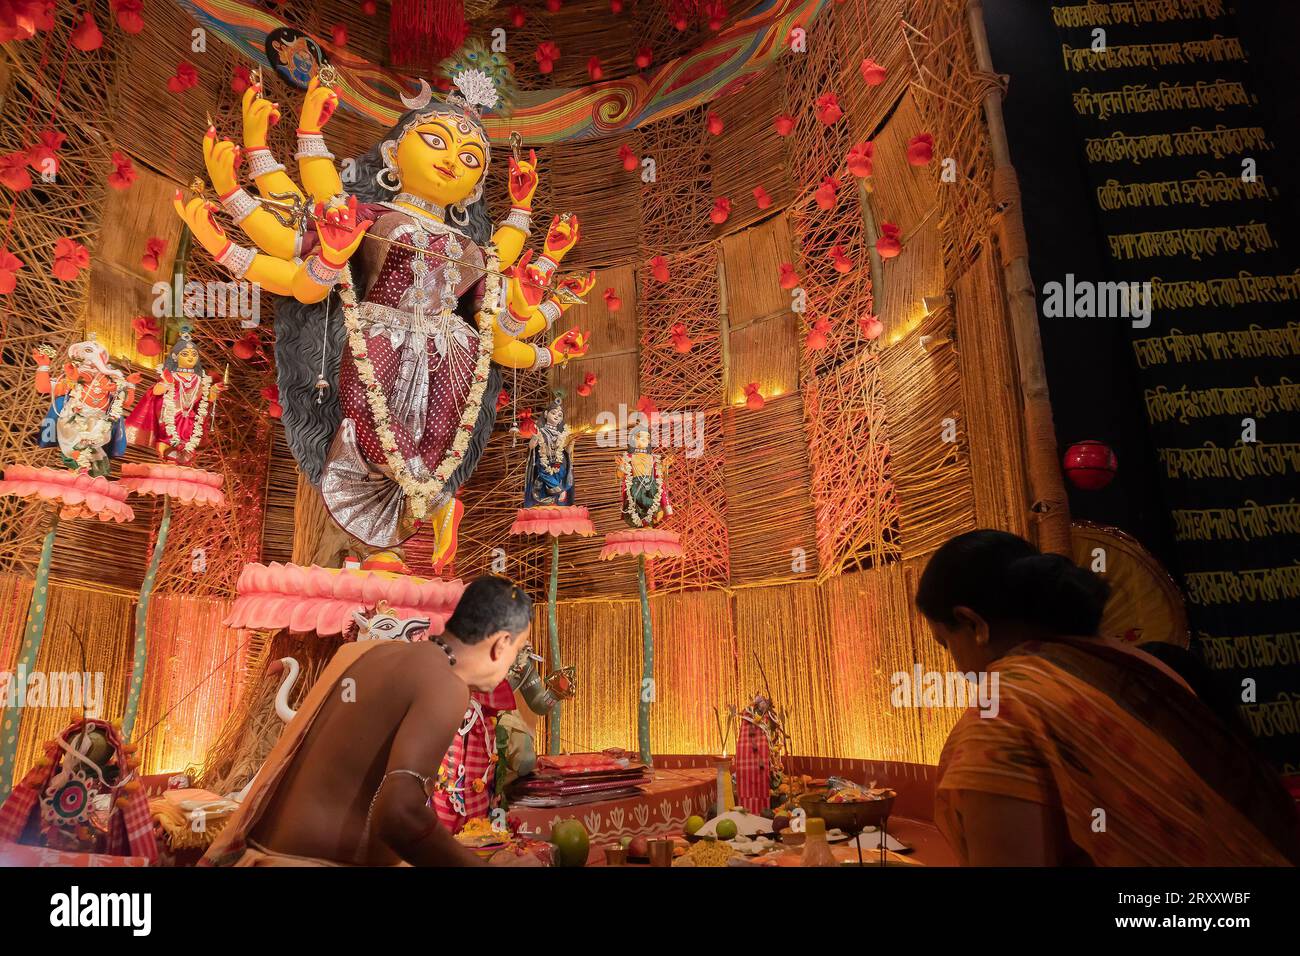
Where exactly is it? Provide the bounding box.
[523,395,578,507]
[34,336,141,477]
[125,329,224,464]
[617,424,673,528]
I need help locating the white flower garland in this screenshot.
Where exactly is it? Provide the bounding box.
[619,451,663,528]
[337,250,499,520]
[160,372,211,457]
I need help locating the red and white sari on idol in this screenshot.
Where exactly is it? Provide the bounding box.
[125,369,212,463]
[432,678,516,834]
[313,204,502,550]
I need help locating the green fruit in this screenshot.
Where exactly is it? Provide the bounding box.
[619,836,633,849]
[550,820,590,867]
[684,815,705,836]
[715,819,738,840]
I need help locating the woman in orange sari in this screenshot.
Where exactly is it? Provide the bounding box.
[915,530,1299,866]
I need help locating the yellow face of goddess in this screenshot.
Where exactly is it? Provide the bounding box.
[175,346,199,370]
[395,116,487,209]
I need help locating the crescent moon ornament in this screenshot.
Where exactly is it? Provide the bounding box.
[400,78,434,111]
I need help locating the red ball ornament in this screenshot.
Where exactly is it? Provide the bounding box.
[1063,440,1118,491]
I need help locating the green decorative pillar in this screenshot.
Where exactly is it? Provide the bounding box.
[635,553,654,767]
[122,495,171,740]
[547,535,562,755]
[0,510,59,797]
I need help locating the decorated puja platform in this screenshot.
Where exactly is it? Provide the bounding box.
[0,0,1297,932]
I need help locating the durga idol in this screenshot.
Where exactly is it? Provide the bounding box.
[173,61,595,567]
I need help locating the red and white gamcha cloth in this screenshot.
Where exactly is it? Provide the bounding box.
[734,716,772,814]
[433,679,516,833]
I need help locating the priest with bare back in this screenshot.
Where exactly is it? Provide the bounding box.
[201,576,534,866]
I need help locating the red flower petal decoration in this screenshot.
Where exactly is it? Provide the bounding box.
[743,382,765,410]
[546,0,562,11]
[635,46,653,69]
[830,244,854,273]
[111,0,144,34]
[0,248,24,295]
[231,64,252,94]
[672,15,688,30]
[603,288,622,312]
[517,408,537,439]
[778,262,799,290]
[141,236,165,272]
[232,332,260,360]
[70,11,103,51]
[577,371,598,397]
[168,62,198,93]
[618,143,638,171]
[706,0,727,30]
[649,255,670,282]
[331,24,348,46]
[131,314,160,338]
[610,0,624,12]
[814,176,839,210]
[636,395,658,418]
[362,0,378,14]
[670,322,694,353]
[27,128,66,179]
[816,92,843,125]
[51,237,90,281]
[860,57,887,86]
[588,56,604,81]
[753,185,772,209]
[907,133,934,166]
[108,150,136,190]
[875,222,902,259]
[496,389,511,411]
[535,41,560,73]
[847,141,874,178]
[706,111,724,135]
[709,196,731,224]
[508,5,526,27]
[857,315,883,339]
[0,151,32,192]
[806,318,831,351]
[773,113,796,137]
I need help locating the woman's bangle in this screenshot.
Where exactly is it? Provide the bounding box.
[217,242,256,279]
[295,132,334,161]
[246,147,286,179]
[220,187,260,225]
[306,254,341,286]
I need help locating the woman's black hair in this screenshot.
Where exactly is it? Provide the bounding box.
[275,106,495,485]
[915,529,1110,637]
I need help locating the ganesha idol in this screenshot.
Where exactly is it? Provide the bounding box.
[33,337,141,477]
[173,62,596,568]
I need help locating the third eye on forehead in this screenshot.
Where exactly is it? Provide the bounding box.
[418,119,486,153]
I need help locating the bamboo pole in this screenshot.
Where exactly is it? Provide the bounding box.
[123,495,171,740]
[0,509,58,796]
[964,0,1072,554]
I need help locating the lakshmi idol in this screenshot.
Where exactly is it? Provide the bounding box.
[173,63,594,566]
[125,330,223,463]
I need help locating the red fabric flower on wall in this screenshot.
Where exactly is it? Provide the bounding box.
[516,408,537,438]
[907,133,934,166]
[778,262,799,290]
[0,249,24,294]
[773,113,796,137]
[168,62,198,93]
[577,371,598,397]
[535,42,560,74]
[634,46,653,69]
[0,0,41,41]
[603,287,622,312]
[706,111,724,135]
[588,56,604,81]
[232,331,260,360]
[111,0,144,34]
[108,150,136,190]
[0,151,32,192]
[670,322,694,353]
[132,315,162,356]
[829,244,854,273]
[876,222,902,259]
[546,0,562,12]
[847,141,874,178]
[508,5,526,27]
[648,255,670,282]
[816,92,842,125]
[262,385,283,418]
[610,0,624,13]
[70,11,103,51]
[141,236,165,271]
[636,395,658,418]
[362,0,378,14]
[706,0,727,30]
[618,143,638,171]
[806,317,831,350]
[496,389,511,411]
[331,24,348,47]
[753,185,772,209]
[710,197,731,224]
[51,238,90,281]
[743,383,765,410]
[231,64,252,93]
[860,57,887,86]
[857,314,883,339]
[814,176,839,210]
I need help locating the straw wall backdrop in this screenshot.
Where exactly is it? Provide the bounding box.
[0,0,1043,770]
